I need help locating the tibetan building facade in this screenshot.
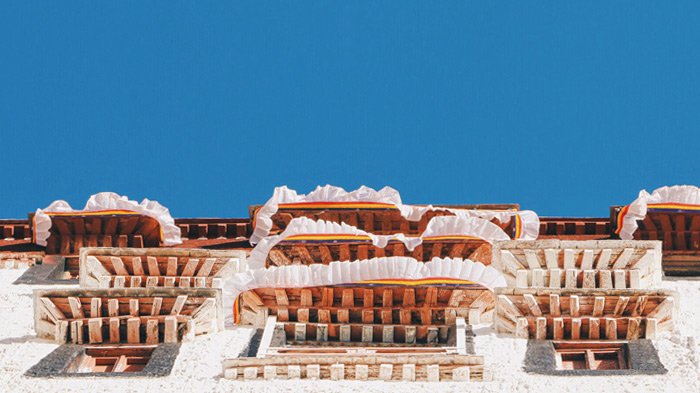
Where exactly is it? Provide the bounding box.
[3,184,695,379]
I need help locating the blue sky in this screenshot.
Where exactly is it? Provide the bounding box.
[1,2,699,219]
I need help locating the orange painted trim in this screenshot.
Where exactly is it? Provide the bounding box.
[233,295,241,324]
[422,235,482,241]
[357,277,477,286]
[647,203,700,211]
[44,209,142,216]
[513,214,522,239]
[284,234,373,241]
[615,205,631,235]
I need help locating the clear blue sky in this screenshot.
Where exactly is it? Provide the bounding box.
[1,2,698,219]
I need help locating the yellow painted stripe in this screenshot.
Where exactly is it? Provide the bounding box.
[284,234,373,241]
[278,202,399,209]
[44,209,141,216]
[286,235,486,242]
[615,205,631,235]
[513,214,522,239]
[358,278,476,286]
[648,203,700,210]
[233,296,241,324]
[422,235,482,241]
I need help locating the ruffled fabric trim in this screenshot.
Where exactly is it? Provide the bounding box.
[422,215,512,242]
[247,215,509,269]
[250,185,539,243]
[229,256,507,294]
[33,192,182,246]
[616,185,700,240]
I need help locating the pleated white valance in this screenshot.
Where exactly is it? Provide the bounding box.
[248,215,510,269]
[250,185,539,243]
[230,256,507,294]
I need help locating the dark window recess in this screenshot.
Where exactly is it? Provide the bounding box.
[26,343,180,378]
[554,342,628,371]
[524,338,665,375]
[66,346,156,373]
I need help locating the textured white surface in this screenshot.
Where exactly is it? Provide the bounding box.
[0,268,698,392]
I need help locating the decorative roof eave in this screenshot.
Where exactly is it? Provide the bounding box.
[33,192,182,246]
[616,185,700,240]
[250,185,539,244]
[247,215,510,270]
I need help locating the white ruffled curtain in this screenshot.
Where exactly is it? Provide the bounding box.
[250,185,540,243]
[229,257,507,294]
[247,215,510,269]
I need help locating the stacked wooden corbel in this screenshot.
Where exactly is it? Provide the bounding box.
[492,240,677,341]
[31,193,248,346]
[222,185,534,382]
[225,259,495,381]
[226,262,489,382]
[33,247,246,346]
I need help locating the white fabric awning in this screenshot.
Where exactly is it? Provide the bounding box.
[248,215,510,270]
[250,185,540,243]
[229,256,507,294]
